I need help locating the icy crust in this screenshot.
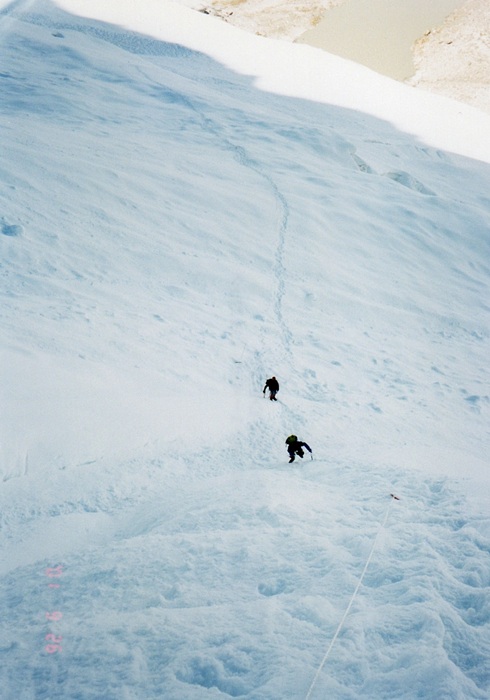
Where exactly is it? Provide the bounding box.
[1,465,489,699]
[410,0,490,113]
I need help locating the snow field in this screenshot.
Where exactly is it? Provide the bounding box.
[0,1,489,698]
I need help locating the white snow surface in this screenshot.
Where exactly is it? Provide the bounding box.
[1,1,489,699]
[172,0,490,114]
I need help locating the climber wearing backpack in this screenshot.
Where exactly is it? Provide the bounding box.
[263,376,279,401]
[285,435,312,463]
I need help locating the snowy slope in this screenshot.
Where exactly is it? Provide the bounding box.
[0,1,489,699]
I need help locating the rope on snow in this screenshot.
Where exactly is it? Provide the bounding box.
[304,493,400,700]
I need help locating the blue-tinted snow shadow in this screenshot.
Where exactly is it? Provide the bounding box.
[2,0,489,182]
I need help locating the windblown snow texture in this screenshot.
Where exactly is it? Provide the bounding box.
[0,1,489,699]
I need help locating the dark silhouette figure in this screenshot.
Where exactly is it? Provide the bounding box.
[285,435,312,463]
[263,376,279,401]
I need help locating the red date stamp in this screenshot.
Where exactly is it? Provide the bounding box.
[44,565,64,654]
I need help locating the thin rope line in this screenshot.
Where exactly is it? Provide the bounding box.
[305,495,397,700]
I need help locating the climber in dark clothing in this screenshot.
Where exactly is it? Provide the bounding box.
[263,376,279,401]
[285,435,312,463]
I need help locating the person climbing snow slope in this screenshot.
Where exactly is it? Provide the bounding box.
[285,435,312,463]
[263,376,279,401]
